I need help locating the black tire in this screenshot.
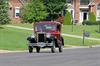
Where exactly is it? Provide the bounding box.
[28,46,33,53]
[58,37,64,53]
[59,45,63,53]
[61,37,64,46]
[36,47,40,53]
[51,40,56,53]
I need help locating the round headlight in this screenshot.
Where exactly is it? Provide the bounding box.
[31,34,35,38]
[46,33,51,38]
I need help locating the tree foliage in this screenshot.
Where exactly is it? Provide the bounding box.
[21,0,48,23]
[43,0,66,20]
[82,12,96,25]
[64,10,72,25]
[0,0,10,24]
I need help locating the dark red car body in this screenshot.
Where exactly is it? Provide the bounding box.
[34,21,61,40]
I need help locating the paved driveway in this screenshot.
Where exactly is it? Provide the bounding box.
[0,47,100,66]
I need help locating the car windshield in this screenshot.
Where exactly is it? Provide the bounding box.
[35,24,56,31]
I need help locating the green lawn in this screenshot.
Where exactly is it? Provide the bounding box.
[0,25,31,50]
[13,24,100,45]
[0,24,100,50]
[12,23,33,28]
[64,36,100,46]
[62,25,100,38]
[13,23,100,38]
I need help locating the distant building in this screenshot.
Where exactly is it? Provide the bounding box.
[8,0,31,23]
[66,0,100,24]
[8,0,100,24]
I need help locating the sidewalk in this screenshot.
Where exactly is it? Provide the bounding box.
[0,50,26,53]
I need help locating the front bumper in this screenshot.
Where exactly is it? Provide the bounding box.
[28,42,53,48]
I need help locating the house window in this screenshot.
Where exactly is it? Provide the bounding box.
[66,0,72,3]
[80,0,90,5]
[97,4,100,21]
[14,7,20,18]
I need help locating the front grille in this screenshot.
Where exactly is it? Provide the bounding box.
[37,33,46,42]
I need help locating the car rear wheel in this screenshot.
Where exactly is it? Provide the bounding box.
[28,46,33,53]
[59,45,63,53]
[36,47,40,53]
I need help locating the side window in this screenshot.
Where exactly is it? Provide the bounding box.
[80,0,89,5]
[57,25,61,31]
[14,7,20,18]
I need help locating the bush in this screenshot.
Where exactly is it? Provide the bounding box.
[88,12,96,22]
[82,21,99,25]
[64,10,72,25]
[82,12,97,25]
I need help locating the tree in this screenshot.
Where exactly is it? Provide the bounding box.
[43,0,66,21]
[64,10,72,25]
[0,0,10,24]
[88,12,96,22]
[21,0,48,23]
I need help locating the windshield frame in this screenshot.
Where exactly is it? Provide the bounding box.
[35,24,57,31]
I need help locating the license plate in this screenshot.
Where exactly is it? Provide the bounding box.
[38,43,45,47]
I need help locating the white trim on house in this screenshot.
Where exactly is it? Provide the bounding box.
[96,4,100,21]
[80,6,89,9]
[67,4,74,20]
[14,7,20,18]
[80,10,88,23]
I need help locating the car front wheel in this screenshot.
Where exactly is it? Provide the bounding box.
[28,46,33,53]
[51,40,56,53]
[36,47,40,53]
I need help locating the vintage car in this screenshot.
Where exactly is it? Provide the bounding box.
[27,21,64,53]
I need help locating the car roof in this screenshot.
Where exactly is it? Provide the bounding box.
[34,21,61,25]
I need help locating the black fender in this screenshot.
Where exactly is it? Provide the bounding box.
[27,37,36,43]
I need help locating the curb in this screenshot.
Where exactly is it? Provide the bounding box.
[0,45,100,53]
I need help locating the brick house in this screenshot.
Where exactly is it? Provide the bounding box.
[67,0,100,24]
[8,0,31,23]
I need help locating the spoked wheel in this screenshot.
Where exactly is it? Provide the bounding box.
[59,37,64,53]
[28,46,33,53]
[51,40,56,53]
[59,45,63,53]
[36,47,40,53]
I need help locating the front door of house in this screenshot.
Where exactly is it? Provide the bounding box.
[83,12,87,20]
[80,10,88,23]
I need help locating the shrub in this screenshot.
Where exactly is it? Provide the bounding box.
[83,12,97,25]
[82,20,99,25]
[64,10,72,25]
[88,12,96,22]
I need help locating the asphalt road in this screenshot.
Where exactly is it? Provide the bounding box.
[0,47,100,66]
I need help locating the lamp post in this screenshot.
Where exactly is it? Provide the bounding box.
[71,16,74,32]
